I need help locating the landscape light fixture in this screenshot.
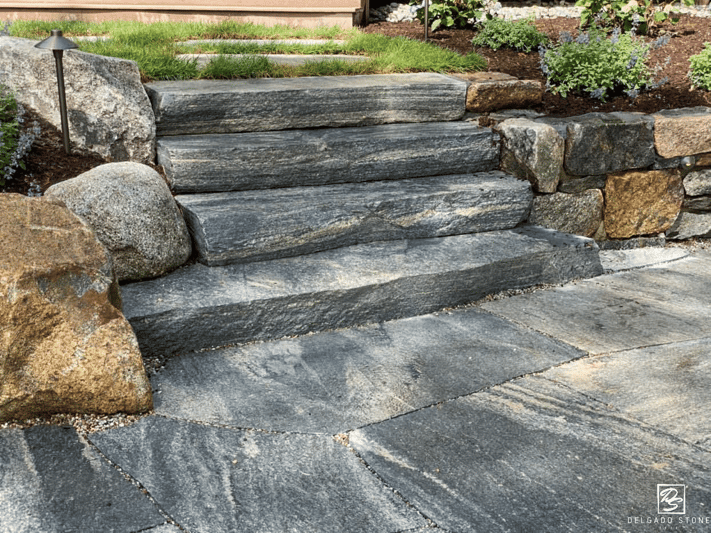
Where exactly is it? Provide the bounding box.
[35,29,78,155]
[424,0,429,41]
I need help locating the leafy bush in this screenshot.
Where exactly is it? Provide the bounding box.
[410,0,486,31]
[539,28,667,101]
[575,0,692,35]
[472,17,549,53]
[689,43,711,91]
[0,86,39,188]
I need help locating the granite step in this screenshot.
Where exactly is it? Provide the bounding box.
[145,73,467,136]
[121,226,603,359]
[158,121,499,193]
[177,171,533,266]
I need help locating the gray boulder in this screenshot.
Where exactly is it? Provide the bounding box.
[45,163,191,281]
[683,168,711,196]
[0,36,155,163]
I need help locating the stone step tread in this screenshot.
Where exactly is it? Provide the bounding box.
[176,171,533,266]
[145,72,467,136]
[177,54,370,68]
[121,226,603,358]
[158,121,499,193]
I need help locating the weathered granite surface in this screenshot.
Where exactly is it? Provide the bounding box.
[538,112,655,176]
[177,172,532,265]
[495,118,564,193]
[666,211,711,240]
[604,169,684,239]
[0,195,152,423]
[45,162,192,281]
[654,107,711,158]
[146,73,466,136]
[158,121,500,193]
[0,36,155,162]
[529,189,603,238]
[121,226,602,358]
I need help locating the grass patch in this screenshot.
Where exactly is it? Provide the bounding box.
[10,20,485,81]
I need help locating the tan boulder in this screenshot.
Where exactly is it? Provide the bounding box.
[452,72,543,113]
[0,194,152,423]
[604,170,684,239]
[653,107,711,158]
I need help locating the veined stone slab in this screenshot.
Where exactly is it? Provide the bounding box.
[350,376,711,532]
[654,107,711,158]
[0,425,163,532]
[146,73,467,136]
[90,416,425,533]
[543,338,711,450]
[158,121,499,193]
[481,252,711,354]
[121,226,602,358]
[177,172,532,265]
[151,307,585,434]
[538,112,655,176]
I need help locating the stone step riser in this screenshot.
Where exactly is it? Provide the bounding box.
[159,122,500,194]
[177,172,533,266]
[121,226,603,359]
[145,73,467,136]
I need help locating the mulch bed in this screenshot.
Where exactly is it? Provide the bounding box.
[5,15,711,196]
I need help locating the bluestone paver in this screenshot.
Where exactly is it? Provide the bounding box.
[350,375,711,532]
[0,425,164,533]
[151,306,586,433]
[89,416,426,533]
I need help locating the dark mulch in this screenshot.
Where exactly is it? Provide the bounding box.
[5,14,711,196]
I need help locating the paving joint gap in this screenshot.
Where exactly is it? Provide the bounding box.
[339,431,440,531]
[82,433,184,530]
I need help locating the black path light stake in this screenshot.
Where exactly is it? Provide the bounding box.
[424,0,430,41]
[35,30,78,155]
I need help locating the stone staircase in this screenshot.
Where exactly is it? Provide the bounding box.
[121,73,604,359]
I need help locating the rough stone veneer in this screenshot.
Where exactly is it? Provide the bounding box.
[495,107,711,241]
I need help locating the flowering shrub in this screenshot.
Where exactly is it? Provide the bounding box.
[539,27,669,101]
[472,16,549,53]
[0,85,39,188]
[410,0,488,31]
[575,0,692,35]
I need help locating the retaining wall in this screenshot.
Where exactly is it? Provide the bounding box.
[488,107,711,244]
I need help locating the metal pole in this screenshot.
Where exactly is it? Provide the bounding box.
[424,0,429,41]
[52,48,71,155]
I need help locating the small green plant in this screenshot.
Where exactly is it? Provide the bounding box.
[575,0,693,35]
[689,43,711,90]
[411,0,486,31]
[0,85,39,188]
[539,27,667,101]
[472,16,549,53]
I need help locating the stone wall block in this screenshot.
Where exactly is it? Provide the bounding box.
[495,118,564,193]
[666,211,711,240]
[653,107,711,158]
[0,194,153,423]
[683,168,711,196]
[45,162,192,282]
[0,36,155,163]
[604,169,684,239]
[539,113,655,176]
[453,73,543,113]
[529,189,604,238]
